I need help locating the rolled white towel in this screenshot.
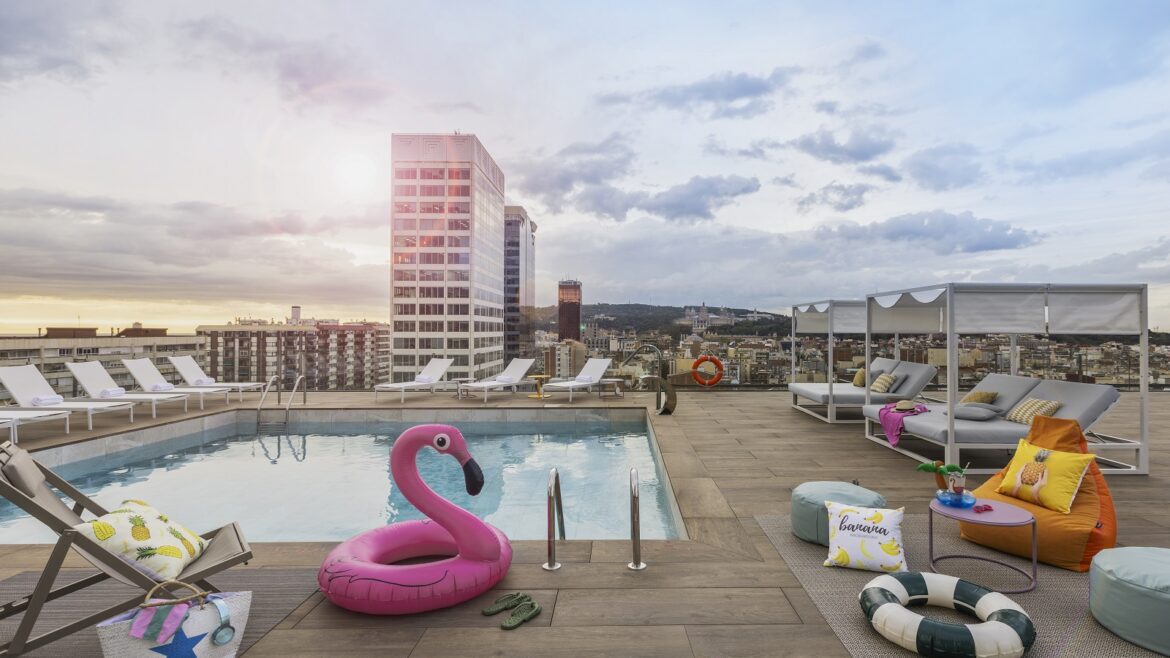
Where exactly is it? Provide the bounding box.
[99,387,126,398]
[575,375,595,383]
[414,375,435,384]
[496,375,517,384]
[193,377,215,385]
[31,394,64,406]
[151,383,175,392]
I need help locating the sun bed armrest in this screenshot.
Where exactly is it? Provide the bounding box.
[36,463,109,517]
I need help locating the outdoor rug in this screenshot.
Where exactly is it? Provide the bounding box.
[0,567,319,656]
[756,513,1161,657]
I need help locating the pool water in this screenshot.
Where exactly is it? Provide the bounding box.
[0,422,682,542]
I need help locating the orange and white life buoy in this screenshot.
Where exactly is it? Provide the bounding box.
[691,355,724,387]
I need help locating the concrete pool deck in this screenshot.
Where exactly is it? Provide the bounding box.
[3,389,1167,656]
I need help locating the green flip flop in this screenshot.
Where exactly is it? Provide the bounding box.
[501,600,541,630]
[482,592,531,616]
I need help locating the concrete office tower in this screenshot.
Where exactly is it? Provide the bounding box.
[390,134,506,382]
[558,279,582,342]
[504,205,537,361]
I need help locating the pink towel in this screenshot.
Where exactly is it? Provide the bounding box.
[877,403,928,446]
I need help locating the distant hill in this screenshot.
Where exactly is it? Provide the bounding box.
[534,302,791,338]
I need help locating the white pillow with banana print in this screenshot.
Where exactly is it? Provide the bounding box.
[823,501,907,573]
[73,499,206,579]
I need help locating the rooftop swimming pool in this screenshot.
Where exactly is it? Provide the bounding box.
[1,412,683,542]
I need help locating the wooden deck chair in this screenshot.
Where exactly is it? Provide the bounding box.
[0,441,252,656]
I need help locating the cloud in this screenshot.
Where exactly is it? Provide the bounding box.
[0,188,387,305]
[425,101,485,114]
[856,163,902,182]
[838,40,888,70]
[510,133,636,212]
[637,175,761,221]
[703,135,783,160]
[771,175,800,189]
[597,67,800,119]
[789,126,896,164]
[816,210,1041,253]
[0,1,126,85]
[797,182,875,213]
[1014,129,1170,183]
[903,143,983,190]
[176,15,389,110]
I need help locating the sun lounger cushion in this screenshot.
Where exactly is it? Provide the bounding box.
[944,405,1000,421]
[966,374,1041,413]
[74,500,206,579]
[1005,397,1062,425]
[960,417,1116,572]
[1023,380,1120,431]
[793,384,906,406]
[886,362,937,396]
[861,406,1034,444]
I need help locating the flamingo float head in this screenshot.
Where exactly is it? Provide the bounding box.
[404,424,484,496]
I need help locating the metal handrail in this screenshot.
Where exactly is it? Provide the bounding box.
[621,344,665,380]
[285,375,305,426]
[542,467,566,571]
[628,467,646,570]
[255,375,279,431]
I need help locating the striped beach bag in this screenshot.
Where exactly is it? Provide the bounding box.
[96,580,251,657]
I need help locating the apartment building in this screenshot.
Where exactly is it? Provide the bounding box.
[391,133,506,382]
[504,205,537,361]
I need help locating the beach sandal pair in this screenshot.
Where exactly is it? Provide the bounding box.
[482,592,541,630]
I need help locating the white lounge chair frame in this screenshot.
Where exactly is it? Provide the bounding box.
[0,410,72,443]
[167,355,264,401]
[544,358,612,402]
[789,299,869,423]
[459,359,535,404]
[0,365,136,431]
[121,359,231,410]
[863,282,1149,475]
[66,361,190,419]
[374,358,454,403]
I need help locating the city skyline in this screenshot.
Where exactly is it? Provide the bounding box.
[1,1,1169,332]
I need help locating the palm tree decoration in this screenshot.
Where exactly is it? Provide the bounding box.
[916,461,966,492]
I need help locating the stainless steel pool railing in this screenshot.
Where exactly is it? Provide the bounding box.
[255,376,280,433]
[628,467,646,571]
[542,467,566,571]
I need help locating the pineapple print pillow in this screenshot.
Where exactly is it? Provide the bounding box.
[73,500,206,580]
[997,440,1095,514]
[822,501,907,574]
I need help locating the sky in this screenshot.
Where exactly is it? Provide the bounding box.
[1,0,1169,333]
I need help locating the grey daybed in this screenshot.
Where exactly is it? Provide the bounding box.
[791,357,938,423]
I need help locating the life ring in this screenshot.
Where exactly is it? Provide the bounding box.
[691,355,724,387]
[859,571,1036,657]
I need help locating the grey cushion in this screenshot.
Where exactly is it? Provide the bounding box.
[1025,380,1120,430]
[901,409,1032,444]
[791,383,905,405]
[1090,547,1170,655]
[967,374,1041,412]
[869,357,899,376]
[791,481,886,547]
[961,402,1005,414]
[887,362,938,396]
[872,373,906,394]
[944,405,1000,421]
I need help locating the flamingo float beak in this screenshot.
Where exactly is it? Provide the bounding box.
[462,457,484,496]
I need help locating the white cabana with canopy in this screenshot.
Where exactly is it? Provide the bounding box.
[789,299,868,422]
[862,283,1149,475]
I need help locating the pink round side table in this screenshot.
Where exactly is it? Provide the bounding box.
[928,497,1037,593]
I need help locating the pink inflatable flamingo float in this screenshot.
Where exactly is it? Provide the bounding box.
[317,424,513,615]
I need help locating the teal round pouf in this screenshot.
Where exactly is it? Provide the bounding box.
[1089,547,1170,655]
[791,481,886,546]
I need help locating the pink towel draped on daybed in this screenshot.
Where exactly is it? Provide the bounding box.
[877,402,929,446]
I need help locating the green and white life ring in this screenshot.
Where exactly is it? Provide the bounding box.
[859,571,1036,657]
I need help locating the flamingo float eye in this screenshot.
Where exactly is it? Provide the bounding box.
[433,434,450,451]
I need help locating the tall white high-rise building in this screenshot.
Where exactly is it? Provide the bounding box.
[390,134,506,382]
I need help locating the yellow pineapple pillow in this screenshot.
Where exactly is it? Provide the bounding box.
[73,500,205,579]
[997,440,1095,514]
[1005,397,1062,425]
[823,501,907,573]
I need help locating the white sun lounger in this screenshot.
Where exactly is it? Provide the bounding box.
[66,361,189,419]
[0,410,73,442]
[374,358,454,403]
[166,355,264,401]
[121,359,231,410]
[544,358,612,402]
[459,358,535,404]
[0,365,136,431]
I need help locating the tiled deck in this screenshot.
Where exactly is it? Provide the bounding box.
[4,389,1168,656]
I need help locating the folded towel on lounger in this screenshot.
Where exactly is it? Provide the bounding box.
[151,383,175,392]
[496,375,518,384]
[99,387,126,398]
[193,377,215,385]
[414,375,435,384]
[31,395,64,406]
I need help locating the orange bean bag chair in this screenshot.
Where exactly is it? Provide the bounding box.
[960,416,1116,572]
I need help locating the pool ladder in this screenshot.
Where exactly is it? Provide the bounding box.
[255,375,304,434]
[541,466,647,572]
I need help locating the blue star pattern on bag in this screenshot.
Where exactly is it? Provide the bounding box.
[148,626,207,658]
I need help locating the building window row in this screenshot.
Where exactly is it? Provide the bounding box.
[391,218,472,232]
[394,168,470,180]
[393,202,471,214]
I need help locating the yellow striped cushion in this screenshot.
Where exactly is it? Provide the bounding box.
[960,390,998,405]
[1006,398,1062,425]
[870,373,897,393]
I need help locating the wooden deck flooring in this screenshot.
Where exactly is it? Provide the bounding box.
[4,389,1167,656]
